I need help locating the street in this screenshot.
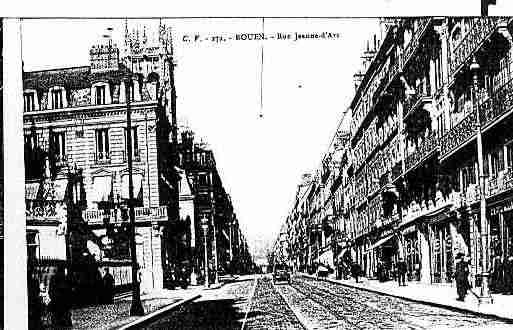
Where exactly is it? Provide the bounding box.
[142,275,512,329]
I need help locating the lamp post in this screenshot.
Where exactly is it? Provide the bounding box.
[126,76,145,316]
[201,216,210,288]
[470,58,493,303]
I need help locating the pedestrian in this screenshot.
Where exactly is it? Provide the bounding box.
[27,268,42,330]
[504,256,513,295]
[397,257,407,286]
[102,267,115,304]
[491,255,503,293]
[377,261,385,282]
[49,265,73,327]
[351,262,361,283]
[454,253,470,301]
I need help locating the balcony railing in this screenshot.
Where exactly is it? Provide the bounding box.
[54,154,69,167]
[401,190,461,224]
[486,169,513,198]
[83,205,168,224]
[449,18,499,77]
[402,18,433,68]
[122,149,142,163]
[403,91,432,119]
[440,110,477,159]
[95,151,111,165]
[405,132,438,171]
[479,77,513,129]
[463,184,480,205]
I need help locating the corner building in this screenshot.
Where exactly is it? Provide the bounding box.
[23,22,179,294]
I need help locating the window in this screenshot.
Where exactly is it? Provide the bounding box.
[507,143,513,170]
[461,162,476,190]
[124,127,139,161]
[434,49,443,92]
[51,89,63,109]
[50,131,66,163]
[24,133,37,151]
[198,173,209,186]
[26,231,40,262]
[96,129,110,163]
[24,92,35,112]
[490,147,505,176]
[96,85,106,105]
[493,56,511,93]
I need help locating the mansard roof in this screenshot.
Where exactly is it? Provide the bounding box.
[23,63,133,91]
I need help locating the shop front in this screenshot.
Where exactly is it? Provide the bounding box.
[402,225,421,281]
[488,198,513,293]
[427,209,470,285]
[367,228,401,282]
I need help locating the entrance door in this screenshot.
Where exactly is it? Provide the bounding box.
[431,223,453,283]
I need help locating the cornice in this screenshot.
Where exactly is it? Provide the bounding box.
[23,101,158,124]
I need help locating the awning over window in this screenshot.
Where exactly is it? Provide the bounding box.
[121,174,143,200]
[92,175,113,203]
[366,234,396,253]
[26,182,40,200]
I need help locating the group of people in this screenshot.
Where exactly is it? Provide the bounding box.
[28,266,116,329]
[375,258,410,286]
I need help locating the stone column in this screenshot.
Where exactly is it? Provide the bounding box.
[419,229,431,283]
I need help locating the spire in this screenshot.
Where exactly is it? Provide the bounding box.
[142,25,147,45]
[124,19,129,47]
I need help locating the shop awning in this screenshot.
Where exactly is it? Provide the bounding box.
[366,234,395,253]
[399,204,452,229]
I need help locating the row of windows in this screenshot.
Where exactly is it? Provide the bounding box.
[25,127,140,165]
[23,84,137,112]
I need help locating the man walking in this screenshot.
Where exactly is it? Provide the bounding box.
[102,267,115,304]
[351,262,362,283]
[397,257,407,286]
[49,266,73,327]
[454,253,470,301]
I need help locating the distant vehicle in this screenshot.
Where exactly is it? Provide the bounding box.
[273,264,291,284]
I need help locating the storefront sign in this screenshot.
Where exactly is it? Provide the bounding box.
[490,199,513,216]
[402,225,416,235]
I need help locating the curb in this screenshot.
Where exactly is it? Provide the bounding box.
[117,293,201,329]
[301,274,513,324]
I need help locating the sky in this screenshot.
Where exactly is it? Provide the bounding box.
[19,0,513,259]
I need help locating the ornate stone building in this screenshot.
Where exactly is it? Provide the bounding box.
[282,18,513,293]
[23,22,179,293]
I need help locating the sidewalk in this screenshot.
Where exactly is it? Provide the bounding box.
[45,287,202,330]
[303,273,513,322]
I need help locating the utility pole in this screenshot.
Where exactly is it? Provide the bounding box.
[470,58,493,303]
[126,76,145,316]
[201,217,210,288]
[209,172,219,284]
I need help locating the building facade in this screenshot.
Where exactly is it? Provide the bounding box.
[177,129,254,281]
[23,22,179,294]
[281,17,513,294]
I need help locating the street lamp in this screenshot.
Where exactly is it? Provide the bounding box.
[201,216,210,288]
[125,76,145,316]
[470,58,493,303]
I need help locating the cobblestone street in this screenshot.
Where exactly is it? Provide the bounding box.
[142,275,513,329]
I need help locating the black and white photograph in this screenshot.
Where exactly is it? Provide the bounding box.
[5,0,513,329]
